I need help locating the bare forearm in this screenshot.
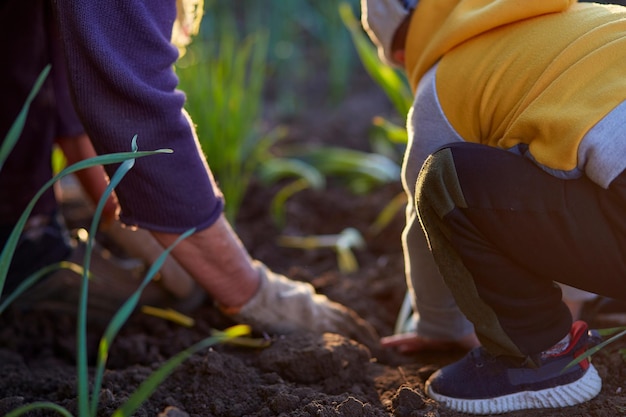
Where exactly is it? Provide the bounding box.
[151,215,260,309]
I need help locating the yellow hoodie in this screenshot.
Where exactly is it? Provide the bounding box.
[404,0,626,171]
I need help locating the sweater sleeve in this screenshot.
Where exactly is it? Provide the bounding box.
[52,0,223,233]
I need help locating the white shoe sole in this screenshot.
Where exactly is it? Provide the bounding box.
[427,363,602,415]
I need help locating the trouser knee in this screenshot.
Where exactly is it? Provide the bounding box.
[415,147,467,223]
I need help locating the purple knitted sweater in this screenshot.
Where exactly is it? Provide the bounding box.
[53,0,224,233]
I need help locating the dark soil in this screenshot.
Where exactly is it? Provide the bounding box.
[2,67,626,417]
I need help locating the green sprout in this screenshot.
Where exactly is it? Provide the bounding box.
[176,15,269,224]
[278,227,365,273]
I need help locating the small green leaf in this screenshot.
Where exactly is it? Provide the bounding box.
[0,65,51,172]
[563,328,626,372]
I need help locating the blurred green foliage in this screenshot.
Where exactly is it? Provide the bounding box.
[178,0,390,225]
[178,0,411,229]
[200,0,361,112]
[176,13,271,224]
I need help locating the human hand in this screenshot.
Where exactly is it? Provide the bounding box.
[101,219,203,309]
[229,262,380,349]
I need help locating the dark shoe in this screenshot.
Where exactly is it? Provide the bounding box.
[425,321,601,414]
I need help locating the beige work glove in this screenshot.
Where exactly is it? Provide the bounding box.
[230,261,380,349]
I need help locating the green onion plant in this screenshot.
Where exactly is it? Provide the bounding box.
[339,2,412,120]
[176,14,270,224]
[234,2,410,268]
[256,145,402,229]
[200,0,361,114]
[278,228,365,273]
[339,1,414,238]
[564,326,626,372]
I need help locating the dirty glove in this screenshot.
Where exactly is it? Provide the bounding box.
[230,261,379,349]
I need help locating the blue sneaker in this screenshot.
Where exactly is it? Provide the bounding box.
[425,321,602,414]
